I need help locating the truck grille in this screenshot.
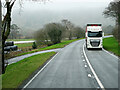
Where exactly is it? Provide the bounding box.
[90,42,100,47]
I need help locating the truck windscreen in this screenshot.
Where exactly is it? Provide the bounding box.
[88,31,102,37]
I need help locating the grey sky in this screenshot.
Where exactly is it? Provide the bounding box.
[2,0,115,33]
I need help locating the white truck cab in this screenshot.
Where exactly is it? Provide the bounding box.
[85,24,104,49]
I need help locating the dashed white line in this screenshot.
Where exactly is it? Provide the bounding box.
[83,43,105,90]
[85,64,87,68]
[88,74,92,78]
[83,59,85,61]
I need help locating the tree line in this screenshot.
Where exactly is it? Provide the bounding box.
[103,0,120,43]
[35,20,84,46]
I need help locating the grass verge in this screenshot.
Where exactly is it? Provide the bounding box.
[15,43,33,48]
[2,52,56,88]
[103,37,120,56]
[7,39,34,41]
[16,38,83,57]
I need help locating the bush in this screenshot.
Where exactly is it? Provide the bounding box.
[45,23,64,44]
[32,42,37,49]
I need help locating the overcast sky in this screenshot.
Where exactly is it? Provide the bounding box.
[2,0,115,33]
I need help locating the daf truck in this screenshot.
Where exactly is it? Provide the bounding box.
[85,23,104,49]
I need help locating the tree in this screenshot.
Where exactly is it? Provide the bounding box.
[35,28,50,46]
[61,19,74,40]
[1,0,16,74]
[1,0,47,74]
[103,1,120,42]
[45,23,64,44]
[74,27,84,39]
[9,24,20,39]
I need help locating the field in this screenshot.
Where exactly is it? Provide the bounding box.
[16,38,82,57]
[103,37,120,56]
[2,52,56,88]
[7,39,34,41]
[15,43,33,48]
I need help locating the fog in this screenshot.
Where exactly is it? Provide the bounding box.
[2,0,115,34]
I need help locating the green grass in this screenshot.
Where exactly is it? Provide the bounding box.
[16,38,83,57]
[7,39,34,41]
[2,52,56,88]
[103,37,120,56]
[15,43,33,48]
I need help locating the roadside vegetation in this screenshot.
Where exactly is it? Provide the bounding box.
[5,20,85,59]
[103,37,120,56]
[5,38,83,59]
[7,39,34,41]
[2,52,56,88]
[35,20,84,46]
[15,43,33,48]
[103,1,120,43]
[15,38,83,57]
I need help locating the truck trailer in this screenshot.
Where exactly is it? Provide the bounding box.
[85,23,104,49]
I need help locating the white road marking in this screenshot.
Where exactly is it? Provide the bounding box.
[22,40,82,88]
[83,43,105,90]
[83,59,85,61]
[22,39,82,90]
[88,74,92,78]
[85,64,87,68]
[22,52,59,89]
[103,49,119,59]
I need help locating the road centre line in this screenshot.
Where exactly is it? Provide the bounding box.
[83,43,105,90]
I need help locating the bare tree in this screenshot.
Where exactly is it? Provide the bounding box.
[1,0,47,74]
[73,27,84,39]
[1,0,16,74]
[61,19,74,40]
[9,24,20,39]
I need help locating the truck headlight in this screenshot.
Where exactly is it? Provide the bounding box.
[90,39,100,42]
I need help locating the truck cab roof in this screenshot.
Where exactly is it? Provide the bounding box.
[87,23,102,26]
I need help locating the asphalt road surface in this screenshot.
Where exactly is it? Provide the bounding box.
[23,39,118,89]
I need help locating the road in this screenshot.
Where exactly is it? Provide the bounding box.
[23,39,118,89]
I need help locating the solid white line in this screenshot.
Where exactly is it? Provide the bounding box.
[103,49,119,59]
[22,52,59,89]
[83,43,105,90]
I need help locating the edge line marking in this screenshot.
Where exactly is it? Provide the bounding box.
[103,49,118,59]
[22,52,59,89]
